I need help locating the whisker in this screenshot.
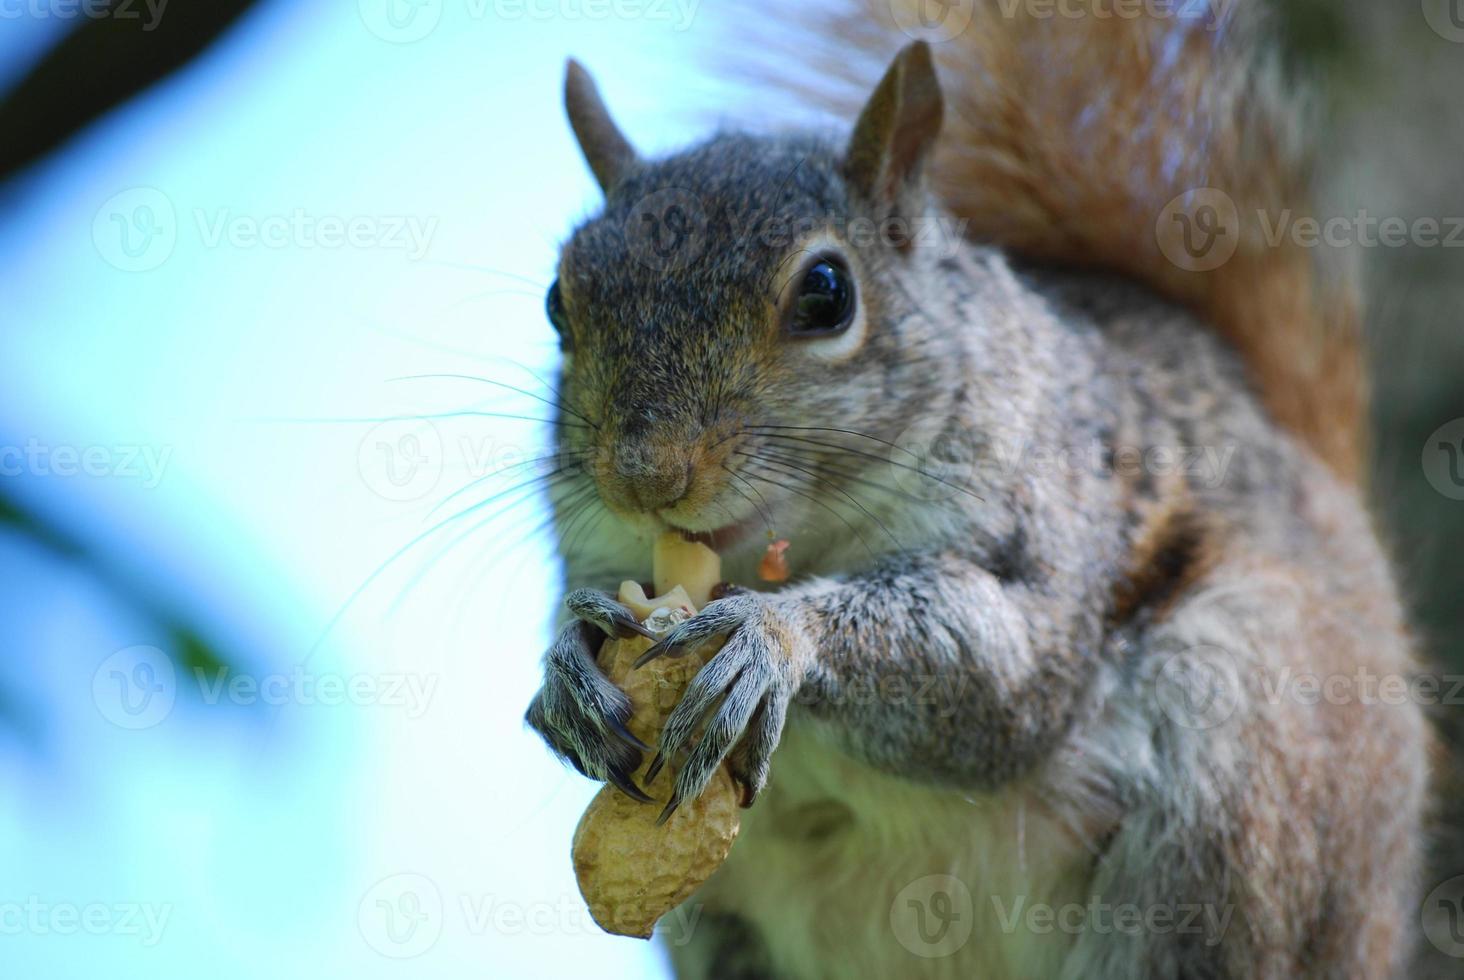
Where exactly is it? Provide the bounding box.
[561,505,611,562]
[415,259,550,289]
[300,464,583,663]
[425,449,588,521]
[556,487,607,561]
[388,470,585,612]
[721,463,776,536]
[750,423,923,460]
[245,410,592,430]
[751,445,934,506]
[740,454,900,553]
[739,463,878,562]
[737,451,902,551]
[502,483,601,560]
[501,359,599,433]
[388,373,601,430]
[751,430,982,501]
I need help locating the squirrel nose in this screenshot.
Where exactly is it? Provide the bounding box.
[607,443,694,513]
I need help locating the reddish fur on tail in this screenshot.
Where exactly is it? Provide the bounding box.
[743,0,1366,483]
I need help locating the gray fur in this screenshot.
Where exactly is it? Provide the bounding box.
[525,49,1426,979]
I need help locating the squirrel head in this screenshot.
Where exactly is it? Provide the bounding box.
[550,43,958,551]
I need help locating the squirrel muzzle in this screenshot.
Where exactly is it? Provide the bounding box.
[596,436,696,515]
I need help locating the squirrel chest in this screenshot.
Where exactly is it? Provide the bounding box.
[689,714,1098,980]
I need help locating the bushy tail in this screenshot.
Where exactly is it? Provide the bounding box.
[740,0,1366,482]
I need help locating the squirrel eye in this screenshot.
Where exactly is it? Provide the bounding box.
[546,279,572,351]
[788,259,855,336]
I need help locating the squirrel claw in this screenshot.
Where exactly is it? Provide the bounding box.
[607,715,651,753]
[606,766,654,804]
[565,588,655,641]
[632,641,674,669]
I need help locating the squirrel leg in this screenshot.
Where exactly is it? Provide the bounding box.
[787,550,1105,790]
[634,547,1107,809]
[634,589,814,817]
[525,590,657,802]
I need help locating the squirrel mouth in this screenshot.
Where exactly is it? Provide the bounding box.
[665,516,764,553]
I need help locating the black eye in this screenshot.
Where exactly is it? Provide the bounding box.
[788,259,855,335]
[546,279,572,351]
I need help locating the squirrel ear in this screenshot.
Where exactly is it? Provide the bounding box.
[843,41,944,207]
[564,58,638,194]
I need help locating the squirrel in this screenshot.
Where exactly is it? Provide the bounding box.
[524,1,1429,976]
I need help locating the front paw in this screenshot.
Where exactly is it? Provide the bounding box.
[525,590,658,804]
[635,591,808,821]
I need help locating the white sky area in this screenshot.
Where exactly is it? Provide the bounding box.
[0,2,774,975]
